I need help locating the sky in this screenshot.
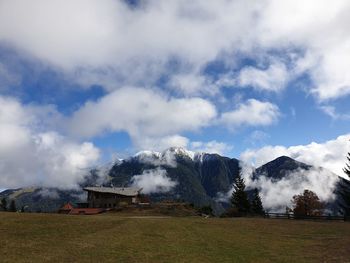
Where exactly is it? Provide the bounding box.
[0,0,350,189]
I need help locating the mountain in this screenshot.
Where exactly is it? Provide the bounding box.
[0,187,83,212]
[253,156,312,180]
[253,156,345,213]
[107,148,240,214]
[0,148,348,215]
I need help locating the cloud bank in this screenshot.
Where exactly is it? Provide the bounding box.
[0,96,100,189]
[1,0,350,100]
[244,168,339,212]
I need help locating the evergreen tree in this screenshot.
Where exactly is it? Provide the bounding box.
[9,200,16,212]
[251,188,264,215]
[339,151,350,215]
[231,171,250,214]
[1,198,7,211]
[345,152,350,176]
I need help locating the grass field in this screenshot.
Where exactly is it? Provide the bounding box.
[0,212,349,263]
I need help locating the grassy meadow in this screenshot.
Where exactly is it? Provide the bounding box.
[0,212,349,263]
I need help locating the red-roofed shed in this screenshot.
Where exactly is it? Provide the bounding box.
[58,203,74,214]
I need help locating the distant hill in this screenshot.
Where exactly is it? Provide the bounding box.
[0,148,348,215]
[253,156,312,180]
[0,187,83,213]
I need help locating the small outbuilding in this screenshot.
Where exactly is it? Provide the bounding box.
[58,203,74,214]
[83,187,142,208]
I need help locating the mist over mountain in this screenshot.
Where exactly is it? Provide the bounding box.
[0,148,346,215]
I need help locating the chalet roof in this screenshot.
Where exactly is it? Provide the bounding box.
[83,187,141,196]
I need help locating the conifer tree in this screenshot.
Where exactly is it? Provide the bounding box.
[251,188,264,215]
[9,200,16,212]
[1,198,7,211]
[345,152,350,176]
[339,151,350,215]
[231,171,250,214]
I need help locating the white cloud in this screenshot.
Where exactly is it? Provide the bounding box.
[246,168,339,212]
[134,149,177,168]
[220,99,280,130]
[134,135,189,152]
[37,188,60,199]
[1,1,350,99]
[0,0,257,91]
[0,96,100,189]
[258,0,350,100]
[168,73,218,96]
[320,105,350,120]
[131,168,177,194]
[237,60,289,92]
[67,86,217,142]
[241,134,350,178]
[190,140,233,155]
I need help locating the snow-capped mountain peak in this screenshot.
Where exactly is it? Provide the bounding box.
[162,147,195,160]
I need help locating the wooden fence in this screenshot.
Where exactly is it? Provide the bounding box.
[264,212,349,221]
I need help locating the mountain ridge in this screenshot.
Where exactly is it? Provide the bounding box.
[0,148,347,215]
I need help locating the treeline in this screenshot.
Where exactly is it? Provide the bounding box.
[0,198,20,212]
[226,171,265,217]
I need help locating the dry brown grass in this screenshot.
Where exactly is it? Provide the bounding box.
[0,212,349,263]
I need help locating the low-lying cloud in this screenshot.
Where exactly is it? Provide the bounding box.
[37,188,60,199]
[134,150,177,168]
[217,164,340,212]
[131,168,177,194]
[244,168,339,212]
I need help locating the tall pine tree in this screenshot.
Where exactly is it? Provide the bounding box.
[339,151,350,216]
[9,200,16,212]
[231,171,250,214]
[251,188,264,215]
[1,198,7,211]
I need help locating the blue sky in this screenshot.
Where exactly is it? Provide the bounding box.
[0,0,350,189]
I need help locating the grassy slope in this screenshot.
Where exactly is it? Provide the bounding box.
[0,212,349,263]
